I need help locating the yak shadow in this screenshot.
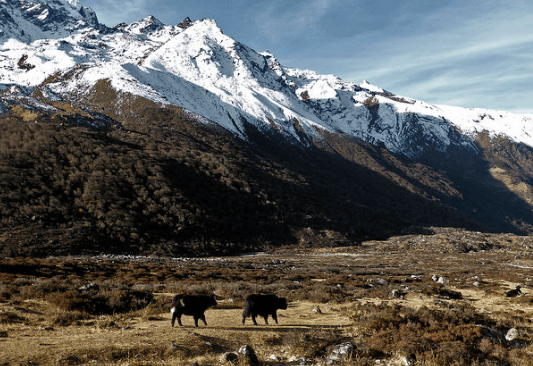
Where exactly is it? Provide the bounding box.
[222,323,350,333]
[171,332,235,354]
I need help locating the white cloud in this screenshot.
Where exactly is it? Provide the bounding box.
[84,0,156,25]
[255,0,340,42]
[330,3,533,110]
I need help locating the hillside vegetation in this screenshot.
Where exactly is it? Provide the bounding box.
[0,87,485,257]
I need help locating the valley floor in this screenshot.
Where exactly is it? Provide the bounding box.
[1,230,533,365]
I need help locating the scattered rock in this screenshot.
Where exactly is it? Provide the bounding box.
[391,289,407,299]
[288,355,307,364]
[431,275,448,284]
[375,278,388,286]
[312,306,322,314]
[220,352,239,363]
[366,278,389,288]
[0,331,7,337]
[237,345,259,366]
[170,343,179,351]
[78,283,99,291]
[221,345,260,365]
[326,342,355,364]
[387,355,413,365]
[506,328,519,342]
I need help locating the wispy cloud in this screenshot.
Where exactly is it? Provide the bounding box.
[330,2,533,110]
[84,0,159,25]
[255,0,340,42]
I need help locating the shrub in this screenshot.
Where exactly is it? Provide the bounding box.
[44,284,153,315]
[0,284,16,301]
[346,302,507,365]
[0,311,27,324]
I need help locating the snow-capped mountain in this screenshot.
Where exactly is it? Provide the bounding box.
[4,0,533,256]
[2,0,533,161]
[0,0,99,43]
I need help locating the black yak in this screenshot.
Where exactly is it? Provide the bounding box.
[170,294,218,327]
[242,293,287,325]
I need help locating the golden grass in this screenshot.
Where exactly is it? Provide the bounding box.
[1,232,533,365]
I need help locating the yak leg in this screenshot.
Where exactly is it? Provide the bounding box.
[272,311,278,324]
[172,311,183,327]
[171,308,182,327]
[251,313,258,325]
[171,312,177,327]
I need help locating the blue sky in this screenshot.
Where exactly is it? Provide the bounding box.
[82,0,533,113]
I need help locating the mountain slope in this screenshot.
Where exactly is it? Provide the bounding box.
[3,1,533,156]
[2,0,533,256]
[0,92,484,257]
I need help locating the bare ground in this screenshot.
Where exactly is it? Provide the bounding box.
[0,298,356,365]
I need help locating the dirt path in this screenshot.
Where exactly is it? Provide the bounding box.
[3,286,531,365]
[0,300,353,365]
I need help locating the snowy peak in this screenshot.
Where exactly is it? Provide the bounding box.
[2,0,533,159]
[122,15,166,35]
[142,18,238,79]
[360,80,389,95]
[178,17,193,29]
[0,0,99,43]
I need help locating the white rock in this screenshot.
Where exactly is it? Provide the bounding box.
[506,328,519,342]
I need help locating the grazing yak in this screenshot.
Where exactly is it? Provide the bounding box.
[242,293,288,325]
[170,294,218,327]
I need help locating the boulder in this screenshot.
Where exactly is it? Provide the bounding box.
[326,342,355,365]
[237,345,259,366]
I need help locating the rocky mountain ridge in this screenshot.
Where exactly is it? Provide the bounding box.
[2,0,533,157]
[0,0,99,42]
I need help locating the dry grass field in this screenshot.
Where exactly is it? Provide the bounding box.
[1,229,533,365]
